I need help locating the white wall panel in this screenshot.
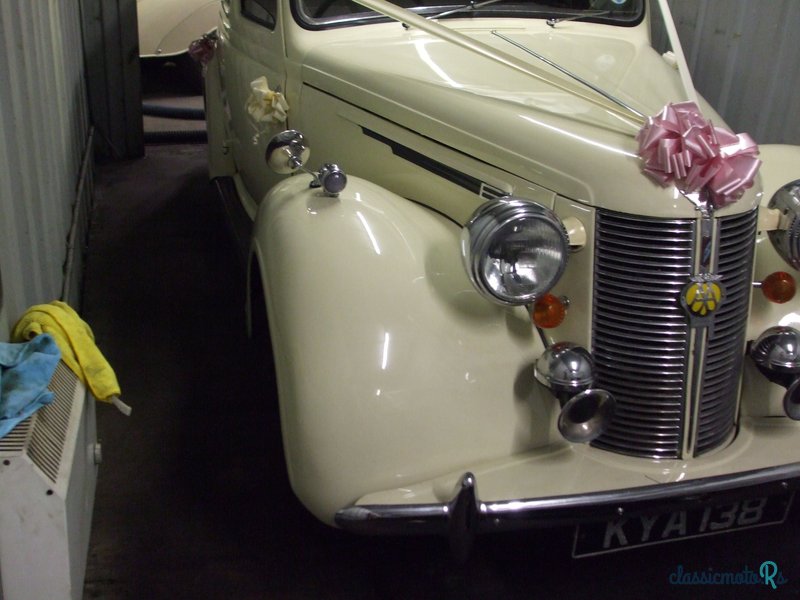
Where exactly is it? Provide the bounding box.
[668,0,800,145]
[0,1,91,341]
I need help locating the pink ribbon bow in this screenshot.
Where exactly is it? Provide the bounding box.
[637,101,761,209]
[188,34,216,67]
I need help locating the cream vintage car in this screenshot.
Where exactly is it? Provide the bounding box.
[204,0,800,558]
[137,0,219,59]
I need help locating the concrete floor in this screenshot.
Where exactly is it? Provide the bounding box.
[79,65,800,599]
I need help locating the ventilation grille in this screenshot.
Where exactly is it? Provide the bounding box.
[591,212,695,458]
[479,182,509,201]
[0,419,32,454]
[26,362,79,483]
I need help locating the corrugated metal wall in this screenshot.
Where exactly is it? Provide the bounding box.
[668,0,800,145]
[0,1,92,340]
[81,0,143,160]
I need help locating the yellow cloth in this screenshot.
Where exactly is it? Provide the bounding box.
[11,301,121,404]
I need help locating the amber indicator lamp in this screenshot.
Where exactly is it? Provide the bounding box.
[532,293,567,329]
[761,271,796,304]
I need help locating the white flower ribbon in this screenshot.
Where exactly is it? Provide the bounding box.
[245,76,289,124]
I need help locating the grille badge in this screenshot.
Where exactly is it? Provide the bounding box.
[681,274,726,325]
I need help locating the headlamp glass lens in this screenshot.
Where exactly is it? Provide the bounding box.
[464,199,568,305]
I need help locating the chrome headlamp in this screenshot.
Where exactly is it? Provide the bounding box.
[461,199,569,305]
[768,180,800,271]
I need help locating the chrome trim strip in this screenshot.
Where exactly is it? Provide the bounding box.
[694,209,757,454]
[336,464,800,540]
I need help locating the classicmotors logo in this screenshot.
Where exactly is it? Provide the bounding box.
[669,561,788,589]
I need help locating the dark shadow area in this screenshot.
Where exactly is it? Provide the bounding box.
[140,56,203,97]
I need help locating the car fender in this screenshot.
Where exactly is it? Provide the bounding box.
[250,174,557,523]
[137,0,219,57]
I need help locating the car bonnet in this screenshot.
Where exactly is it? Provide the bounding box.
[299,22,758,217]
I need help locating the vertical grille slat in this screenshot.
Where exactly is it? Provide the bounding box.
[694,209,757,455]
[590,209,756,459]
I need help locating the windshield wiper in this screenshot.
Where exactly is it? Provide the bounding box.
[546,9,609,27]
[427,0,506,20]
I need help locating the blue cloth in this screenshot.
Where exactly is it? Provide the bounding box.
[0,333,61,438]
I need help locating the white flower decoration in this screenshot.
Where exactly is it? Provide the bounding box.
[245,76,290,144]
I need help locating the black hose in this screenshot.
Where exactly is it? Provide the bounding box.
[144,129,208,144]
[142,103,206,121]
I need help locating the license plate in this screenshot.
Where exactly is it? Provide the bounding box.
[572,492,794,557]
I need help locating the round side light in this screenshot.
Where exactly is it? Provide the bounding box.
[533,293,567,329]
[761,271,796,304]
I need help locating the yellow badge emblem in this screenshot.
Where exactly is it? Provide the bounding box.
[683,280,723,317]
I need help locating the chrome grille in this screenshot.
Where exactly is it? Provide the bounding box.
[591,209,757,459]
[591,212,695,458]
[694,210,757,455]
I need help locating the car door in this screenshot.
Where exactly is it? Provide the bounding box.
[220,0,288,207]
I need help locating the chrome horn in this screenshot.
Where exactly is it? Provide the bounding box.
[557,389,616,444]
[535,342,616,443]
[750,326,800,420]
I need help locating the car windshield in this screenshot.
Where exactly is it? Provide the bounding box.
[295,0,644,29]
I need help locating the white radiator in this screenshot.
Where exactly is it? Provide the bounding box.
[0,362,99,600]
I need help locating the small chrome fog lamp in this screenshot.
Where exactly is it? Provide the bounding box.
[462,199,568,305]
[751,326,800,384]
[767,180,800,271]
[535,342,595,401]
[750,326,800,420]
[535,342,616,443]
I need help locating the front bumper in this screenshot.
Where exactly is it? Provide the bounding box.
[336,416,800,558]
[336,462,800,558]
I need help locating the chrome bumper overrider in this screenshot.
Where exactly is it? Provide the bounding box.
[335,463,800,558]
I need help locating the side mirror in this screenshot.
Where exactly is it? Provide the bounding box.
[264,130,348,197]
[265,130,310,174]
